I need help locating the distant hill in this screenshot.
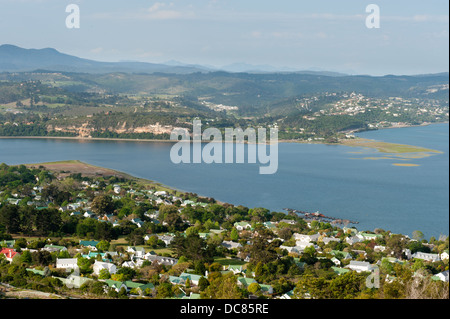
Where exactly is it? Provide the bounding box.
[218,63,348,76]
[0,44,208,74]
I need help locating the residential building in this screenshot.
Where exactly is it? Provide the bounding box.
[93,260,117,276]
[411,252,441,262]
[56,258,79,270]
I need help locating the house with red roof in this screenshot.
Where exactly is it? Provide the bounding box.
[0,248,18,262]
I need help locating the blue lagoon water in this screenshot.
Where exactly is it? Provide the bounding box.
[0,123,448,238]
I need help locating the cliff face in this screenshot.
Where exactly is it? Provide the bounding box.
[47,122,175,138]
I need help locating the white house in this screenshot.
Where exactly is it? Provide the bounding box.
[321,237,341,244]
[221,241,242,250]
[293,233,320,243]
[435,271,449,282]
[411,252,441,262]
[440,250,449,261]
[93,260,117,276]
[234,222,252,231]
[131,218,144,228]
[154,191,167,197]
[295,241,317,250]
[279,219,296,225]
[144,254,178,266]
[56,258,79,270]
[279,245,300,254]
[127,246,146,258]
[346,236,362,245]
[113,185,121,194]
[157,234,175,246]
[84,211,96,218]
[122,260,145,268]
[347,261,375,273]
[331,257,341,266]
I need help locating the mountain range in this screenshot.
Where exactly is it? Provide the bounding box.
[0,44,352,76]
[0,44,210,74]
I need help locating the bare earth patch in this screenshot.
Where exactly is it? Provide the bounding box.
[26,160,133,179]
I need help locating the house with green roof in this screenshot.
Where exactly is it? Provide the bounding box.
[226,265,245,275]
[293,258,306,269]
[332,266,350,276]
[180,273,202,286]
[357,232,382,241]
[281,289,294,299]
[182,293,201,299]
[260,284,273,295]
[381,257,405,265]
[0,240,15,248]
[82,251,112,262]
[26,268,45,276]
[168,275,185,285]
[56,275,94,289]
[331,250,352,260]
[43,244,67,252]
[103,279,127,292]
[263,221,277,230]
[234,221,252,231]
[237,276,257,288]
[132,282,156,296]
[198,233,210,240]
[79,240,100,250]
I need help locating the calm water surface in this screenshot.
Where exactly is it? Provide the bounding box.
[1,123,448,238]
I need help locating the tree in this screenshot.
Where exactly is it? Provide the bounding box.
[230,228,239,242]
[386,234,406,259]
[146,235,159,248]
[199,276,210,291]
[96,240,110,252]
[41,184,60,201]
[157,282,174,299]
[0,205,20,233]
[249,236,277,265]
[31,250,52,266]
[171,233,213,264]
[412,230,424,241]
[294,272,366,299]
[126,229,145,246]
[35,208,62,236]
[20,250,33,264]
[248,282,261,294]
[94,221,116,241]
[202,273,243,299]
[91,195,115,215]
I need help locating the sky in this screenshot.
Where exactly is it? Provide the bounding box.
[0,0,448,75]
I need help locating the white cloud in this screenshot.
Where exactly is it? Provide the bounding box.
[144,2,193,20]
[90,47,103,54]
[148,2,166,13]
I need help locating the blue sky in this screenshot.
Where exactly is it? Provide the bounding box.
[0,0,448,75]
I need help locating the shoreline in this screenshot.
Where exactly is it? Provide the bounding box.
[0,133,444,156]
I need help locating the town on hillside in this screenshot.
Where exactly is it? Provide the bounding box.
[0,163,448,299]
